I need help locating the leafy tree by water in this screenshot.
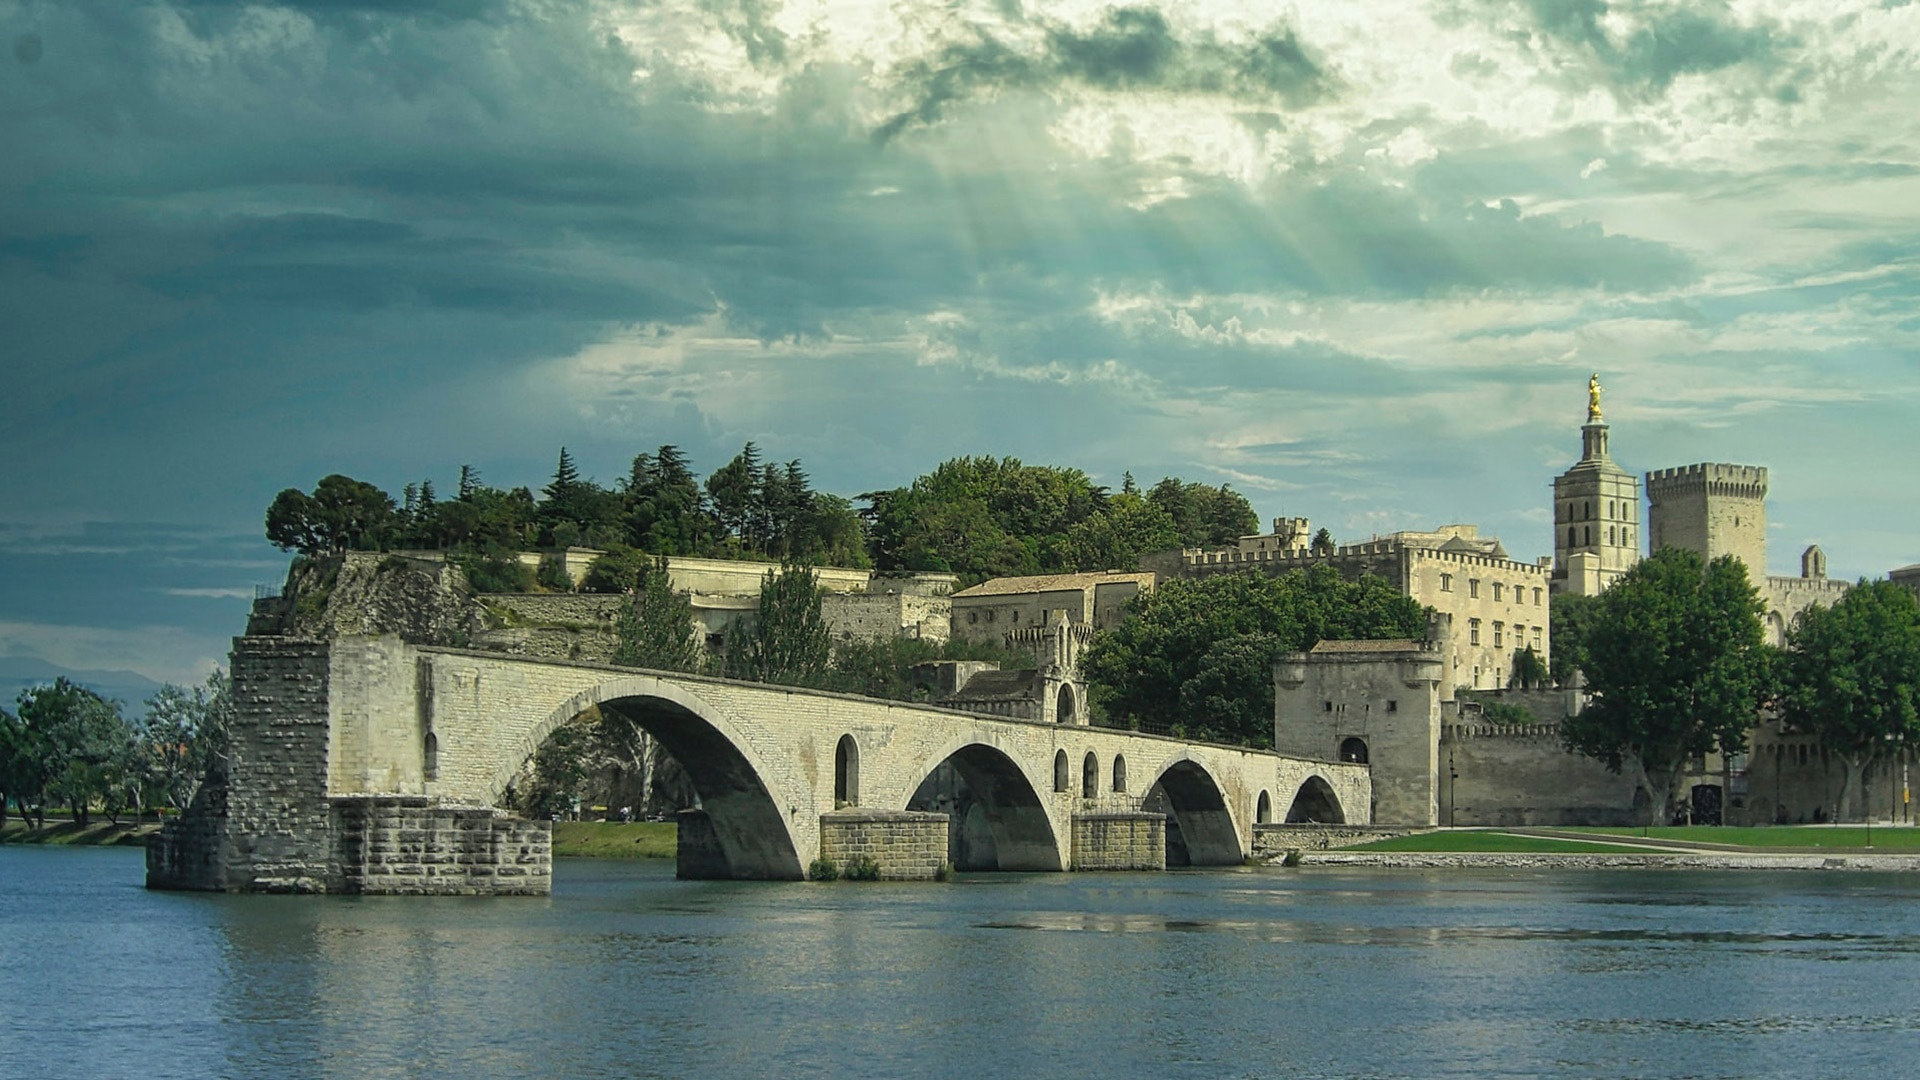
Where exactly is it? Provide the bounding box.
[1560,548,1768,826]
[723,564,831,686]
[1082,565,1428,746]
[140,671,234,813]
[0,707,31,828]
[14,679,133,827]
[1779,579,1920,822]
[611,557,701,674]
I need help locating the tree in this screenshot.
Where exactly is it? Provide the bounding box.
[624,445,712,555]
[724,564,830,686]
[1779,580,1920,822]
[264,474,397,554]
[1062,492,1181,572]
[611,557,701,673]
[1310,528,1336,557]
[140,671,234,813]
[1560,548,1768,826]
[1082,565,1428,746]
[1549,592,1600,686]
[15,679,132,827]
[1145,478,1258,548]
[706,443,763,543]
[1511,647,1549,690]
[0,707,30,827]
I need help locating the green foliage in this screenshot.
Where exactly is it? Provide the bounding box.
[1310,528,1335,557]
[519,723,594,819]
[535,554,574,592]
[1082,565,1428,746]
[808,856,840,881]
[12,679,135,827]
[1559,548,1768,826]
[265,474,397,554]
[611,557,701,673]
[842,854,881,881]
[140,671,234,813]
[579,543,650,594]
[1144,478,1259,549]
[460,549,536,594]
[863,456,1253,584]
[934,861,953,882]
[1511,647,1550,690]
[1481,701,1539,725]
[724,565,831,686]
[1549,592,1600,685]
[1779,579,1920,821]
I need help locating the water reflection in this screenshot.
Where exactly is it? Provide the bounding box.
[6,850,1920,1080]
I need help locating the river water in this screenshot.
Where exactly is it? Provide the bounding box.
[4,848,1919,1079]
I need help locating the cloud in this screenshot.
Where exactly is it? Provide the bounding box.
[873,5,1335,141]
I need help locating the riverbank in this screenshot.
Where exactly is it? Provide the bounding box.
[0,819,159,846]
[551,820,675,858]
[1285,825,1920,871]
[1296,850,1920,871]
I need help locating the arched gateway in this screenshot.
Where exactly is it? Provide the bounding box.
[147,635,1371,893]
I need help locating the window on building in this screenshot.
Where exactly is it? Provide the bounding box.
[1534,588,1543,605]
[1440,573,1453,592]
[1584,500,1591,519]
[1323,701,1334,712]
[1112,755,1128,793]
[1494,622,1504,648]
[1469,579,1480,598]
[1469,619,1481,645]
[1491,582,1503,602]
[424,731,439,781]
[1584,526,1591,546]
[968,612,978,625]
[1387,700,1398,713]
[1609,526,1616,545]
[1568,527,1577,548]
[1532,626,1543,646]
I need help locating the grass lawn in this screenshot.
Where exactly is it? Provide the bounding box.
[551,820,677,859]
[0,819,159,846]
[1556,825,1920,850]
[1346,831,1654,854]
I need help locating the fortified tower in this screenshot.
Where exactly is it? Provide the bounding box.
[1550,374,1641,595]
[1644,463,1768,576]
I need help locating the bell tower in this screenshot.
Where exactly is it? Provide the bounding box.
[1550,374,1642,595]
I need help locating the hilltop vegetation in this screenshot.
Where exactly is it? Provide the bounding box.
[263,448,1256,587]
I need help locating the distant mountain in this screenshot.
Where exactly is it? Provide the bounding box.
[0,657,168,717]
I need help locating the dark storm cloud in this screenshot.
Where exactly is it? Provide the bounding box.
[1485,0,1790,99]
[874,6,1335,141]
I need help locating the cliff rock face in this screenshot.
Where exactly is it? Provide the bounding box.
[278,553,491,646]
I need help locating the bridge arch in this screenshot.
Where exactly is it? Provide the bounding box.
[1284,774,1346,825]
[1142,758,1244,866]
[905,739,1063,872]
[500,676,804,880]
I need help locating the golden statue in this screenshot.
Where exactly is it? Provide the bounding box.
[1588,372,1603,422]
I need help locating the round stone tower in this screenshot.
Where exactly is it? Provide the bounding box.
[1550,374,1642,595]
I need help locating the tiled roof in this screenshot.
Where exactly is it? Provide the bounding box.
[952,571,1155,598]
[1309,638,1426,653]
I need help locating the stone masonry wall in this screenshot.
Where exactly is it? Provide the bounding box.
[330,796,551,895]
[1440,722,1640,826]
[214,637,336,892]
[1071,811,1166,870]
[817,809,949,880]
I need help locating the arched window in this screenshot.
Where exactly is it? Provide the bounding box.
[1609,526,1616,545]
[1257,790,1273,824]
[1567,527,1577,548]
[1112,755,1128,793]
[1340,737,1369,765]
[1584,526,1591,546]
[834,734,859,807]
[1056,685,1076,725]
[423,730,439,781]
[1054,749,1070,793]
[1084,751,1099,797]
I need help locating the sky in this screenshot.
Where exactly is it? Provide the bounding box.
[3,0,1918,689]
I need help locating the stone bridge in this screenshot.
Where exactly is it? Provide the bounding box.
[148,634,1369,893]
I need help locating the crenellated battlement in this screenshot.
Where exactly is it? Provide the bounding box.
[1645,463,1769,499]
